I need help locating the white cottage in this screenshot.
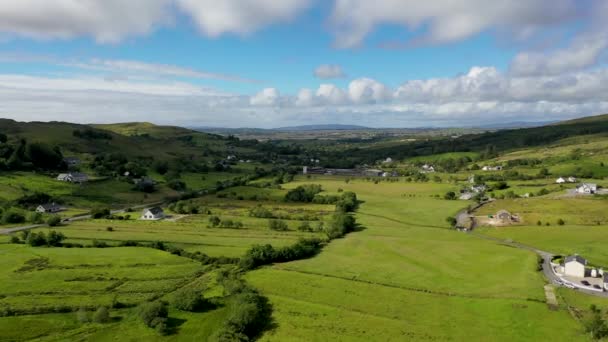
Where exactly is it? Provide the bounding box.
[564,255,587,278]
[576,183,597,194]
[555,177,566,184]
[141,207,165,220]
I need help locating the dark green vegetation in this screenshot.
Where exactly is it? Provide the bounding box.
[1,114,608,341]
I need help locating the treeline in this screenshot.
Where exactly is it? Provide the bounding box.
[73,128,112,140]
[312,118,608,167]
[0,136,66,171]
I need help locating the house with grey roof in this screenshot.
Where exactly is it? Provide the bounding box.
[141,207,165,220]
[576,183,597,194]
[36,203,62,213]
[564,255,587,278]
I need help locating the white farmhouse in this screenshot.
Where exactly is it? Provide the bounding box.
[36,203,61,213]
[141,207,165,220]
[564,255,587,278]
[555,177,566,184]
[576,183,597,194]
[567,176,577,183]
[56,172,88,183]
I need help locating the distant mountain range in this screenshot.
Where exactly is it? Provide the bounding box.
[193,121,556,132]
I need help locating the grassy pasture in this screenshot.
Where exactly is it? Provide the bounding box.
[0,245,203,314]
[246,176,587,341]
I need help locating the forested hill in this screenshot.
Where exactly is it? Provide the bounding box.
[322,113,608,167]
[0,119,250,172]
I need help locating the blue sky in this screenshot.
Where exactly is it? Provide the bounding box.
[0,0,606,128]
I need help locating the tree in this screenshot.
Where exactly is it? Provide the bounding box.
[167,179,186,191]
[557,218,565,226]
[0,133,7,144]
[92,306,110,323]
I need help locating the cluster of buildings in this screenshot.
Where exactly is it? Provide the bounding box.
[459,184,487,200]
[576,183,598,194]
[482,165,503,171]
[556,255,608,292]
[555,176,577,184]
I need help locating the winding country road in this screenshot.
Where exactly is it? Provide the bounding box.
[0,202,164,235]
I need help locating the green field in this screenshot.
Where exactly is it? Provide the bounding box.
[245,176,585,341]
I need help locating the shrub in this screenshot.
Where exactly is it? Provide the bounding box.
[77,307,89,323]
[92,306,110,323]
[557,218,565,226]
[47,215,61,227]
[446,216,457,227]
[298,221,312,232]
[208,215,221,227]
[171,289,207,312]
[28,212,44,224]
[284,184,323,203]
[138,302,168,328]
[268,219,288,231]
[249,205,273,218]
[91,208,111,219]
[325,212,356,239]
[46,231,65,246]
[2,209,25,224]
[444,191,457,200]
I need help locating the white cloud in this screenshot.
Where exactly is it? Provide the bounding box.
[317,84,348,105]
[348,78,392,104]
[0,0,311,43]
[314,64,346,79]
[67,58,260,83]
[330,0,582,48]
[0,0,172,43]
[177,0,311,37]
[250,88,280,106]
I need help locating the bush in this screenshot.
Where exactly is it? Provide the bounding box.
[444,191,457,200]
[284,184,323,203]
[298,221,312,232]
[47,215,61,227]
[91,207,111,219]
[325,212,356,239]
[77,307,89,323]
[138,302,168,328]
[249,205,273,218]
[171,289,207,312]
[28,212,44,224]
[1,209,26,224]
[215,289,272,340]
[268,219,288,231]
[92,306,110,323]
[167,179,187,191]
[208,215,221,227]
[557,218,565,226]
[446,216,457,227]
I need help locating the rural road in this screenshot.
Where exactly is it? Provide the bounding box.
[0,202,164,235]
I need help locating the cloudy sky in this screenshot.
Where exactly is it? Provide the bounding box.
[0,0,607,128]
